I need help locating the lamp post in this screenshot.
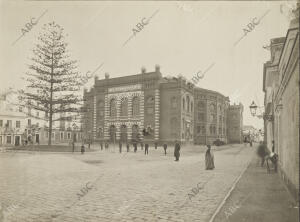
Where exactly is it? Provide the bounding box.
[249,101,274,121]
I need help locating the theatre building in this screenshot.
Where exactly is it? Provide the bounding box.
[83,65,243,145]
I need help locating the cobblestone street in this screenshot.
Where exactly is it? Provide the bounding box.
[0,144,254,222]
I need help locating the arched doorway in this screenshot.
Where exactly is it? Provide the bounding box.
[120,125,127,142]
[109,125,116,143]
[132,125,139,142]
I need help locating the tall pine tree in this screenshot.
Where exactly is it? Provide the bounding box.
[20,22,86,145]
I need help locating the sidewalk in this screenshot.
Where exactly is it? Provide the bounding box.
[213,154,299,222]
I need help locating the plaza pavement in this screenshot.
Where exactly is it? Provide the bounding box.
[0,144,254,222]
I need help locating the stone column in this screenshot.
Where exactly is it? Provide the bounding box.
[139,92,144,141]
[128,96,132,118]
[127,123,132,141]
[116,124,120,141]
[104,95,109,140]
[154,89,160,141]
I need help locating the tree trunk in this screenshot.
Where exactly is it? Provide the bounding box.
[48,52,54,146]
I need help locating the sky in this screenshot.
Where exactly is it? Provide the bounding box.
[0,0,296,129]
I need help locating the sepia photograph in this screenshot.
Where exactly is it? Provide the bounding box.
[0,0,299,221]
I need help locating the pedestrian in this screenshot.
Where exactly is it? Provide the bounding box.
[105,142,109,150]
[174,140,180,161]
[119,141,122,153]
[88,142,91,149]
[145,143,149,155]
[155,142,158,149]
[205,145,215,170]
[100,141,103,150]
[257,141,270,167]
[126,143,130,152]
[133,142,137,153]
[72,141,75,153]
[81,144,85,154]
[141,142,144,150]
[272,140,275,152]
[250,140,253,147]
[163,143,167,155]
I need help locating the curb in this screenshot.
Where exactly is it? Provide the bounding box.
[208,158,252,222]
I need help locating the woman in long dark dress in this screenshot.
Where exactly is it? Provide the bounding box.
[205,145,215,170]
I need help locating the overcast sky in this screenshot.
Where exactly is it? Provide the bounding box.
[0,0,296,129]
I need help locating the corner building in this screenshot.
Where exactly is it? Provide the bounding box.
[83,66,242,145]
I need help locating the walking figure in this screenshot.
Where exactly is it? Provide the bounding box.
[205,145,215,170]
[100,141,103,150]
[81,144,85,154]
[163,143,167,155]
[174,140,180,161]
[126,143,130,152]
[119,141,122,153]
[133,142,137,153]
[141,142,144,150]
[257,141,270,166]
[72,141,75,153]
[105,142,109,150]
[145,143,149,155]
[155,142,158,149]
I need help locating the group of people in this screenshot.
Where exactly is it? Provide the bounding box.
[78,139,215,170]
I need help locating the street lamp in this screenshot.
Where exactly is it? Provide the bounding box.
[249,101,258,116]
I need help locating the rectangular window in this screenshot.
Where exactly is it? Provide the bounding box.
[6,135,11,144]
[19,106,23,112]
[7,120,12,128]
[16,121,21,128]
[197,126,201,133]
[67,132,71,139]
[60,132,64,140]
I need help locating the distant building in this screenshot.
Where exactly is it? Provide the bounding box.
[193,88,229,145]
[227,103,244,143]
[0,89,82,146]
[262,7,299,202]
[83,65,243,145]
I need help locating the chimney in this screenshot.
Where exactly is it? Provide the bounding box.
[155,64,160,73]
[141,67,146,74]
[105,73,109,79]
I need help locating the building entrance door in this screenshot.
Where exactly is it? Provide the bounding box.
[109,125,116,143]
[15,136,20,146]
[36,134,40,144]
[120,125,127,142]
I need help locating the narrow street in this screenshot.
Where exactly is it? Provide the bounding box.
[0,144,253,222]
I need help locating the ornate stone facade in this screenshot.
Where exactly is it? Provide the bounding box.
[83,65,242,145]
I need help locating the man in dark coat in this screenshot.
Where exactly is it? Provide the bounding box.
[145,143,149,155]
[105,142,109,150]
[126,143,130,152]
[72,142,75,153]
[133,142,137,153]
[100,141,103,150]
[163,143,167,155]
[81,144,85,154]
[155,142,158,149]
[174,140,180,161]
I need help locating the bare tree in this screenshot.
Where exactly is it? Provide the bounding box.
[20,22,86,145]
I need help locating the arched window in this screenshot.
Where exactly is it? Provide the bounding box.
[186,96,190,112]
[182,98,185,110]
[145,96,154,115]
[171,97,177,108]
[110,99,117,117]
[120,98,128,116]
[210,104,216,112]
[132,97,140,116]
